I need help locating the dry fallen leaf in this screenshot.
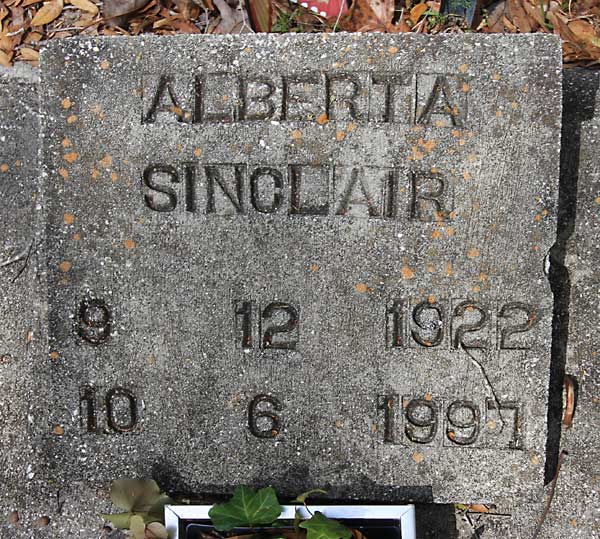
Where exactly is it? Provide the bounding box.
[103,0,150,26]
[18,47,40,62]
[409,1,428,24]
[212,0,250,33]
[31,0,64,26]
[69,0,99,15]
[0,49,12,67]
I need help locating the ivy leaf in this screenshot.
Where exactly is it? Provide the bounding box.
[290,489,328,504]
[299,512,352,539]
[130,515,147,539]
[208,486,282,531]
[110,479,161,512]
[99,512,132,529]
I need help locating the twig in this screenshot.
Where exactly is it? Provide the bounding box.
[12,240,33,283]
[532,450,567,539]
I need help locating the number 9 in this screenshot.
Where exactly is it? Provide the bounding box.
[78,298,111,345]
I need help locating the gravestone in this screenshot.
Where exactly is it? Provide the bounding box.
[536,68,600,537]
[39,33,561,509]
[0,65,42,518]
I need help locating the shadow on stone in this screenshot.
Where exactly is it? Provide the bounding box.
[546,68,600,483]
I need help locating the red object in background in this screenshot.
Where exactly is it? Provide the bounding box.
[290,0,349,18]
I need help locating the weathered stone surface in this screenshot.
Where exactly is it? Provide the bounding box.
[0,64,42,519]
[536,68,600,538]
[39,33,561,511]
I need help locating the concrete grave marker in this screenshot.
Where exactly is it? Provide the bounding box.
[40,34,561,505]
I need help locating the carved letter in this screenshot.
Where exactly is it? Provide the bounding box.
[410,172,451,222]
[143,164,179,212]
[239,78,276,121]
[143,75,190,124]
[205,165,245,215]
[326,74,362,121]
[250,167,283,214]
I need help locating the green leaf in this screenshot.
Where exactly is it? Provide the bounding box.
[147,494,174,522]
[100,512,132,529]
[110,479,161,512]
[130,515,147,539]
[208,486,282,531]
[290,489,328,504]
[299,512,352,539]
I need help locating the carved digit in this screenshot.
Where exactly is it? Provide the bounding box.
[235,301,253,349]
[498,302,539,350]
[262,303,299,350]
[452,301,488,349]
[248,394,282,439]
[78,298,111,345]
[80,385,98,432]
[378,394,398,443]
[386,300,405,348]
[411,300,444,347]
[446,400,480,445]
[486,398,523,449]
[106,388,138,433]
[405,398,438,443]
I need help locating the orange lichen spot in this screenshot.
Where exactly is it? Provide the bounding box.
[412,452,425,464]
[401,266,415,280]
[194,147,203,157]
[533,245,540,252]
[486,419,497,430]
[434,120,447,128]
[445,262,454,276]
[419,138,436,152]
[310,263,319,273]
[291,129,302,140]
[424,393,433,401]
[431,229,441,240]
[427,296,436,305]
[316,113,329,125]
[388,46,399,54]
[462,82,470,93]
[492,72,501,81]
[61,97,72,109]
[49,351,59,361]
[91,168,99,180]
[411,125,424,133]
[468,153,476,162]
[110,172,118,182]
[63,152,79,163]
[355,282,368,293]
[534,213,542,222]
[58,167,69,180]
[458,63,468,73]
[595,196,600,205]
[511,101,519,110]
[58,261,72,273]
[449,211,456,220]
[458,138,466,146]
[336,130,346,141]
[542,209,549,216]
[63,213,75,225]
[123,239,136,250]
[410,146,425,160]
[463,171,472,181]
[347,121,357,132]
[72,233,81,241]
[478,272,488,282]
[472,284,481,292]
[523,84,530,93]
[452,129,461,138]
[426,264,435,273]
[62,137,71,148]
[0,163,8,173]
[100,59,110,70]
[99,154,113,168]
[495,109,503,118]
[14,160,21,167]
[53,425,64,436]
[568,519,578,527]
[445,227,455,237]
[529,453,540,465]
[334,419,345,428]
[67,114,78,124]
[467,247,480,259]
